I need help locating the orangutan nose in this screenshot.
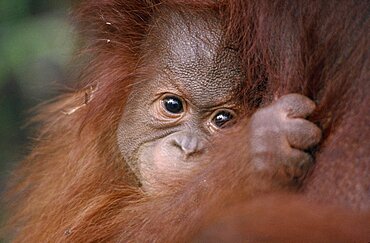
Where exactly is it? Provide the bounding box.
[172,133,205,157]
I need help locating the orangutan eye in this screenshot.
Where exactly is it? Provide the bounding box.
[162,96,184,114]
[212,110,235,128]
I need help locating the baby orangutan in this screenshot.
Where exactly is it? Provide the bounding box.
[4,4,326,242]
[117,8,321,192]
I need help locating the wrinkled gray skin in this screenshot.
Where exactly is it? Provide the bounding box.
[117,10,321,192]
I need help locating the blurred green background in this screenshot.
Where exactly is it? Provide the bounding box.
[0,1,74,191]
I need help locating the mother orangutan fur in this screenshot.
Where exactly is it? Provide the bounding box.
[3,0,369,242]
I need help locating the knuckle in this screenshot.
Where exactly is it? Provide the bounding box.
[313,125,322,140]
[278,94,316,115]
[287,151,312,175]
[281,93,304,105]
[271,149,315,187]
[306,98,316,110]
[306,123,322,145]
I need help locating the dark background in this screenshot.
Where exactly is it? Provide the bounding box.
[0,1,74,196]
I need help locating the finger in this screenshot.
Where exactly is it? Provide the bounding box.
[284,148,314,180]
[285,118,322,150]
[275,93,316,118]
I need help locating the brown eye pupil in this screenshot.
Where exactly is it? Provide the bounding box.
[163,96,183,114]
[213,111,233,127]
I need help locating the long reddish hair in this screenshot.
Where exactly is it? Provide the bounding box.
[2,0,369,242]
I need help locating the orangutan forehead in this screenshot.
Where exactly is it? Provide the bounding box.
[144,8,243,107]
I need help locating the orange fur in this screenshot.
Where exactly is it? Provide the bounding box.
[2,0,369,242]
